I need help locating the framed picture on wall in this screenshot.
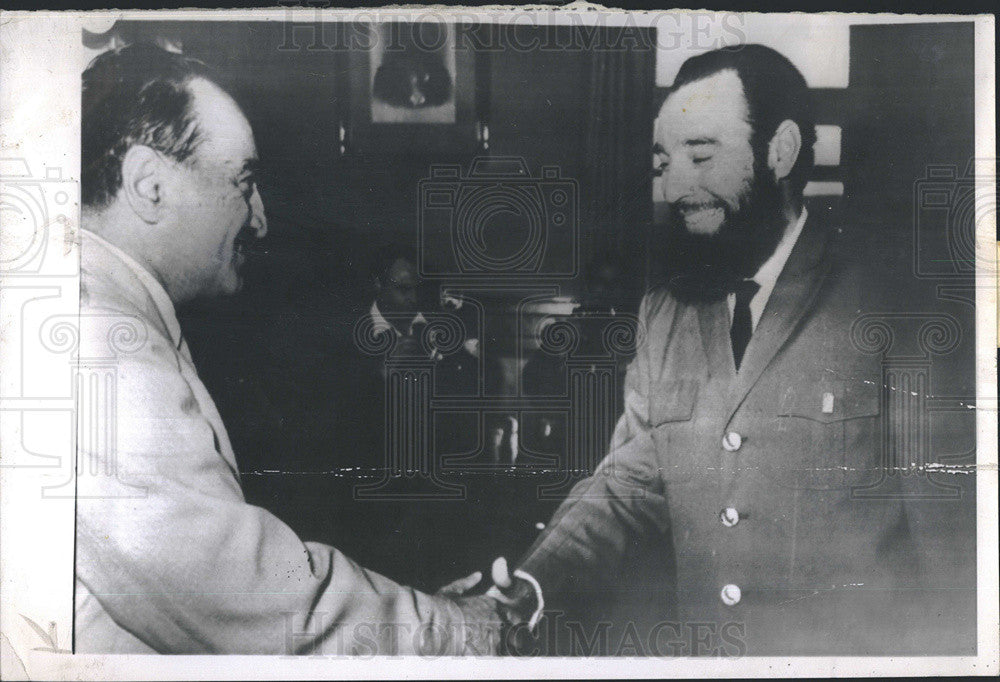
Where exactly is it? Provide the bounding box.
[347,21,482,154]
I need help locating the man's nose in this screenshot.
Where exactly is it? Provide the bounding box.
[249,186,268,238]
[662,158,698,204]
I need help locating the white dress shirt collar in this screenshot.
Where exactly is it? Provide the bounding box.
[370,300,398,337]
[82,229,185,352]
[370,301,428,337]
[728,207,809,332]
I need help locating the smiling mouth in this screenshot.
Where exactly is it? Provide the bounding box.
[232,244,252,270]
[679,205,726,234]
[233,229,256,261]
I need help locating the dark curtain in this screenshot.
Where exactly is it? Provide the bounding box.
[582,36,656,304]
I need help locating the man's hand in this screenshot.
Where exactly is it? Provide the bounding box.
[486,557,543,655]
[486,558,540,626]
[437,570,484,598]
[435,569,503,655]
[434,559,542,655]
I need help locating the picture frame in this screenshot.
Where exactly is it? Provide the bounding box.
[347,21,482,155]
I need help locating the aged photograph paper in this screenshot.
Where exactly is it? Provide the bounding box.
[0,6,996,679]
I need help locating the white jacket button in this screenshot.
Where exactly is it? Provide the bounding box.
[722,432,742,451]
[720,583,742,606]
[720,507,740,527]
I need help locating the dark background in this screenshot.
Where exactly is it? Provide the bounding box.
[99,20,978,626]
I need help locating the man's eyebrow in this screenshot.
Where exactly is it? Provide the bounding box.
[652,142,667,155]
[684,137,718,146]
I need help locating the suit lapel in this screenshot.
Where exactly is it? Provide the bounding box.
[82,230,178,350]
[83,231,242,481]
[725,217,832,423]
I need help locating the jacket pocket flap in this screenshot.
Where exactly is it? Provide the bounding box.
[649,380,699,425]
[778,378,880,423]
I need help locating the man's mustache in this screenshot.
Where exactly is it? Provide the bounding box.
[654,197,735,231]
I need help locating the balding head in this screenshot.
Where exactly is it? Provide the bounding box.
[82,43,267,304]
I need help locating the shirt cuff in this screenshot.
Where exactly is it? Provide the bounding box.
[512,569,544,632]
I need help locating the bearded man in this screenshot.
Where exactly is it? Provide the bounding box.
[485,45,976,656]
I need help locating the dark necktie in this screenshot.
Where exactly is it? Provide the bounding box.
[730,279,760,371]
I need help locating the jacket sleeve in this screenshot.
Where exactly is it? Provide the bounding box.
[515,294,672,610]
[75,316,470,655]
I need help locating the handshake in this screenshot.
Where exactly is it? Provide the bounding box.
[434,557,541,656]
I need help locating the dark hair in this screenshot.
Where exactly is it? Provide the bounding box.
[369,243,419,284]
[82,42,223,208]
[671,44,817,198]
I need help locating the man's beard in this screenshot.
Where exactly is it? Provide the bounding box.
[657,169,787,304]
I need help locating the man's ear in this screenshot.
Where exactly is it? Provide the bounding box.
[767,119,802,182]
[120,145,165,224]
